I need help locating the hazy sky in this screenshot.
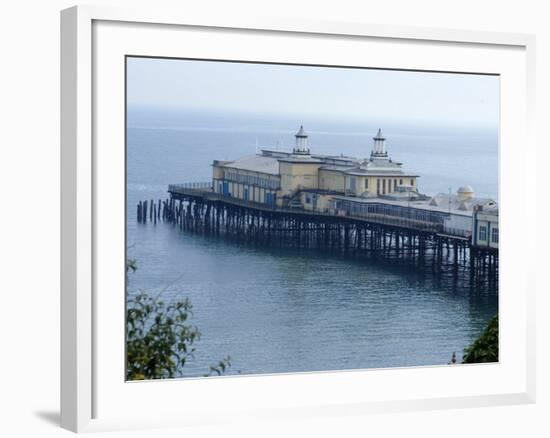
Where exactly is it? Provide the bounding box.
[127,57,499,128]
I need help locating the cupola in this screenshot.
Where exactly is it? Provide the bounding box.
[293,125,310,155]
[371,128,388,158]
[457,185,475,201]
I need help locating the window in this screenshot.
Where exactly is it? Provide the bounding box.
[394,179,397,191]
[399,178,403,185]
[491,227,499,243]
[410,179,414,186]
[382,179,386,194]
[377,179,380,195]
[305,194,311,204]
[479,225,487,241]
[350,177,356,191]
[365,179,369,189]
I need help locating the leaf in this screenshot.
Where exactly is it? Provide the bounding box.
[462,315,498,364]
[126,261,232,381]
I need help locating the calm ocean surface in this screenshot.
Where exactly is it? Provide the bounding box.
[126,108,499,378]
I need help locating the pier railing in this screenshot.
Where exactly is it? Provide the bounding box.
[169,182,212,190]
[167,185,444,234]
[168,185,278,211]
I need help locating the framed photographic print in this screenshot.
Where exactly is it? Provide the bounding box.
[61,5,536,433]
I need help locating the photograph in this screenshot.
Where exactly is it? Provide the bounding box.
[125,56,499,381]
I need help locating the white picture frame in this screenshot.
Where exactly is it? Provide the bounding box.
[60,4,536,433]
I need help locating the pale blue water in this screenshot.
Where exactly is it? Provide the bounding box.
[126,108,498,378]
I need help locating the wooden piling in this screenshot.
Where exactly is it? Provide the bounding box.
[135,194,498,288]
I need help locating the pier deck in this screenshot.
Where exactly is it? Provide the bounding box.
[135,184,498,286]
[167,185,445,234]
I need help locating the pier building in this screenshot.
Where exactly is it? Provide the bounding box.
[472,204,499,249]
[330,186,496,241]
[207,126,498,247]
[212,127,419,208]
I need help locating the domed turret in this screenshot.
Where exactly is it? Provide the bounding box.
[293,125,310,155]
[457,185,475,200]
[371,128,388,158]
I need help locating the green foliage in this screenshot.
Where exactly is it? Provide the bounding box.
[204,356,232,377]
[462,314,499,364]
[126,259,137,274]
[126,259,231,380]
[126,292,201,380]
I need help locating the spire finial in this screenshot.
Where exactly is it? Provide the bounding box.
[374,128,385,139]
[295,125,307,138]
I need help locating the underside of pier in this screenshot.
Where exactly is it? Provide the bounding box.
[135,189,498,289]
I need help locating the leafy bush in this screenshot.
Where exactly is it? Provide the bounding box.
[126,292,201,380]
[126,260,231,380]
[462,314,498,364]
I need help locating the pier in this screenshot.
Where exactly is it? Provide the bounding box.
[136,185,498,288]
